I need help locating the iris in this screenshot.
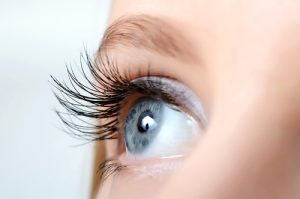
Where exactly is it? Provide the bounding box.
[124,97,162,154]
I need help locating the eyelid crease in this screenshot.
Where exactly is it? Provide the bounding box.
[132,76,208,127]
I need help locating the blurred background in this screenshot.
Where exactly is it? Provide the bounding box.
[0,0,111,198]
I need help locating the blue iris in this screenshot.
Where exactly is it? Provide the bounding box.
[124,97,162,154]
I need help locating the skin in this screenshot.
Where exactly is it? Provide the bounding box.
[97,0,300,198]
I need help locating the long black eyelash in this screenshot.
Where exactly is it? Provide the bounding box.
[51,50,135,141]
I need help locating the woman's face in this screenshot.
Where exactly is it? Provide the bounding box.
[97,0,300,198]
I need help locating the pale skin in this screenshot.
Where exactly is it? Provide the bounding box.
[97,0,300,198]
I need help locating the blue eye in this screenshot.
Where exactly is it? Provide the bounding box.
[123,77,206,158]
[123,77,207,158]
[124,97,163,154]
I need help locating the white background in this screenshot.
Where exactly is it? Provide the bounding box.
[0,0,111,198]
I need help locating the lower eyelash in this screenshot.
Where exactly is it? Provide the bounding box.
[97,159,126,181]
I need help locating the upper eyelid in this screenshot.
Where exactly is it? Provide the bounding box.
[132,77,208,125]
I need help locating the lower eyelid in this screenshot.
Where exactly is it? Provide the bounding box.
[117,153,184,178]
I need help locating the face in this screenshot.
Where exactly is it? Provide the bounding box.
[53,0,300,198]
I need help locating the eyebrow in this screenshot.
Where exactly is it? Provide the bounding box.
[98,15,195,61]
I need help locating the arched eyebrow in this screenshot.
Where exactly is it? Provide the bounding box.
[98,15,196,61]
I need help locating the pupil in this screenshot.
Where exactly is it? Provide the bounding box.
[137,110,156,133]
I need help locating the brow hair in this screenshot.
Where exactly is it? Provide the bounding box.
[98,15,193,60]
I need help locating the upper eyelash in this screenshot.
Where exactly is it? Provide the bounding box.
[51,51,129,141]
[50,49,155,141]
[51,50,177,141]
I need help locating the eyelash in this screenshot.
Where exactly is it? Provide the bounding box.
[97,159,126,180]
[51,50,179,179]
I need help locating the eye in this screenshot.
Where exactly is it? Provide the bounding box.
[122,77,206,158]
[51,52,208,178]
